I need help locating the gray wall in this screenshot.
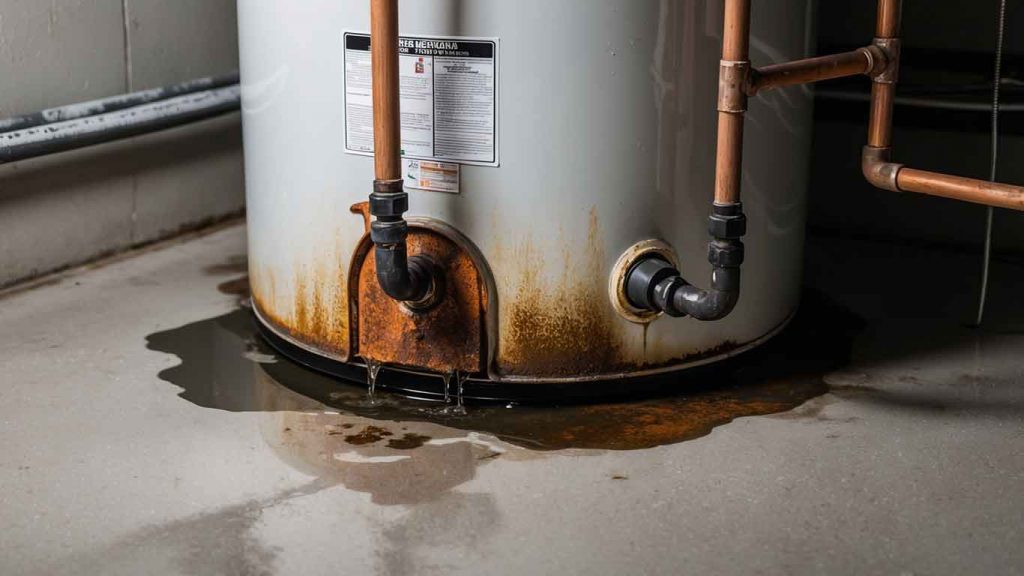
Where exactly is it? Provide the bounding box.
[0,0,243,288]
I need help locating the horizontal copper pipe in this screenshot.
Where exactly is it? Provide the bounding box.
[897,169,1024,211]
[859,0,1024,211]
[748,48,882,95]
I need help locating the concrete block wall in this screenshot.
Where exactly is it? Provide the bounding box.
[0,0,242,288]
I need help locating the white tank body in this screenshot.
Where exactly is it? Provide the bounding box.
[238,0,814,384]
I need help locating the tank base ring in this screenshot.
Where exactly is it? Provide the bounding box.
[253,308,795,404]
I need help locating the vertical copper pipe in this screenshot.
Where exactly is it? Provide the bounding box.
[867,82,895,147]
[714,0,751,205]
[876,0,902,38]
[370,0,401,181]
[867,0,901,149]
[722,0,751,61]
[714,114,746,205]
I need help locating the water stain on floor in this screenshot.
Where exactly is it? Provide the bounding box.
[204,254,248,276]
[144,275,862,513]
[146,280,862,452]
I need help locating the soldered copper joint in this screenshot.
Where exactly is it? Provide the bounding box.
[719,60,751,114]
[862,146,903,192]
[870,38,901,84]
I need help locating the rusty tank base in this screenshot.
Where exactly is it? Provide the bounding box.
[253,304,799,405]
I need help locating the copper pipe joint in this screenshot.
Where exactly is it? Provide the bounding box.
[719,60,750,113]
[870,38,901,84]
[862,146,903,192]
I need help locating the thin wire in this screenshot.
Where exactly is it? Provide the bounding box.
[975,0,1008,326]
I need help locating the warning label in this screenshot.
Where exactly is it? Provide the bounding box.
[403,159,460,194]
[344,32,499,166]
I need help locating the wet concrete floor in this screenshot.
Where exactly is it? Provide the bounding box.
[2,224,1023,575]
[145,287,857,452]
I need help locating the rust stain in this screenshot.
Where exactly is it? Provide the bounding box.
[289,258,349,357]
[256,352,830,452]
[494,207,754,379]
[350,201,372,233]
[217,276,250,298]
[355,227,486,374]
[386,433,432,450]
[249,236,350,360]
[345,425,394,446]
[497,207,627,378]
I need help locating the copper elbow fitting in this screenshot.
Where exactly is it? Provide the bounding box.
[862,146,903,192]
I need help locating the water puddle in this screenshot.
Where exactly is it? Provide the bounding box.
[145,274,862,509]
[147,281,861,452]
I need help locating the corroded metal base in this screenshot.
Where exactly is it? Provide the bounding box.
[253,304,795,403]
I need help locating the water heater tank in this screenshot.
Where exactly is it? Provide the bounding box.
[237,0,813,394]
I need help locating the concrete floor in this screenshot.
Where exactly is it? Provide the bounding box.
[1,222,1022,576]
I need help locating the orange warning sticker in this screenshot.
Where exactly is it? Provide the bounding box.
[403,159,460,194]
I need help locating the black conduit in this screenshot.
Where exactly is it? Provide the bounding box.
[0,74,241,165]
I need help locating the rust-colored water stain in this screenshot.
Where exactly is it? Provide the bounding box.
[472,377,828,450]
[497,208,629,378]
[217,276,250,297]
[345,426,395,446]
[387,433,432,450]
[353,228,486,374]
[147,282,860,452]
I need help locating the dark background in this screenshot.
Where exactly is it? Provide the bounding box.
[809,1,1024,252]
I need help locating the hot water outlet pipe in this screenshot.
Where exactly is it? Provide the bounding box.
[627,0,1024,322]
[367,0,440,306]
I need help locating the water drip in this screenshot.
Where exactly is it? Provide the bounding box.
[452,371,470,416]
[441,371,453,405]
[365,359,383,403]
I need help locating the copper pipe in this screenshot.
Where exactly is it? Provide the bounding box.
[867,82,896,148]
[370,0,401,181]
[861,146,902,192]
[714,0,751,206]
[897,169,1024,211]
[715,113,746,205]
[876,0,902,38]
[859,0,1024,211]
[722,0,751,62]
[748,48,883,96]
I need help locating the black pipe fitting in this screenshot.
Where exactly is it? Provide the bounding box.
[373,243,436,303]
[369,179,437,304]
[624,203,746,322]
[708,202,747,239]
